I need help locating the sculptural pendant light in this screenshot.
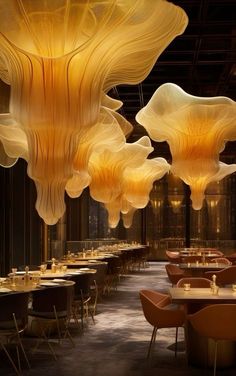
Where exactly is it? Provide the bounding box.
[0,1,188,224]
[99,137,170,228]
[136,83,236,210]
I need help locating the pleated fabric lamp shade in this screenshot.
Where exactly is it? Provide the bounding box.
[136,83,236,210]
[0,1,188,224]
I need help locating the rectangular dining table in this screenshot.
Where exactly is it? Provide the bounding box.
[169,286,236,304]
[168,287,236,367]
[179,262,227,276]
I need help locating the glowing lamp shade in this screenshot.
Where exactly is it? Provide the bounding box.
[65,104,131,198]
[123,158,170,208]
[136,83,236,210]
[105,197,137,229]
[122,207,138,229]
[103,155,170,228]
[104,196,131,229]
[88,136,154,204]
[168,195,184,213]
[0,1,188,224]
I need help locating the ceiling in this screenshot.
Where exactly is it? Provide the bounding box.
[113,0,236,155]
[0,0,235,158]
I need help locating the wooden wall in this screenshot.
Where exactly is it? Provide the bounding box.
[0,160,43,276]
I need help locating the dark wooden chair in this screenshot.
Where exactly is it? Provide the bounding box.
[29,285,74,359]
[0,292,30,375]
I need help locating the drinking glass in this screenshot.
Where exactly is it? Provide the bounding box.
[184,283,191,291]
[40,264,47,274]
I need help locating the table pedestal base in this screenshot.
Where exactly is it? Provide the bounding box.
[186,323,236,368]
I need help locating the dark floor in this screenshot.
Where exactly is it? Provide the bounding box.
[1,262,236,376]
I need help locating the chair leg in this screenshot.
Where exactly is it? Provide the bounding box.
[175,327,178,357]
[16,346,21,373]
[13,313,31,369]
[89,307,95,325]
[213,341,218,376]
[63,324,75,347]
[31,320,57,360]
[147,327,157,359]
[0,343,20,375]
[53,306,62,345]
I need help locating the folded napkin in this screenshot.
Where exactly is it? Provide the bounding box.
[0,287,12,293]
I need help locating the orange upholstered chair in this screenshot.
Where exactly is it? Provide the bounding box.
[188,304,236,376]
[165,263,184,286]
[180,255,202,263]
[211,257,232,265]
[165,250,181,263]
[204,265,236,286]
[176,277,211,288]
[211,250,224,256]
[139,289,185,358]
[225,252,236,265]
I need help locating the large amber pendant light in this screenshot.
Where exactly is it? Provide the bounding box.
[136,83,236,210]
[0,1,188,224]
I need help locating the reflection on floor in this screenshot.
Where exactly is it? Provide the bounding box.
[1,262,236,375]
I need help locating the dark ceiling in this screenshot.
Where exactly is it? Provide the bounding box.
[114,0,236,153]
[0,0,235,158]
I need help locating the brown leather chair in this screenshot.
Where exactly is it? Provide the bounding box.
[225,252,236,265]
[165,263,184,286]
[204,265,236,286]
[165,250,181,263]
[188,304,236,376]
[211,257,232,265]
[176,277,211,288]
[139,289,185,358]
[211,250,224,256]
[180,255,202,263]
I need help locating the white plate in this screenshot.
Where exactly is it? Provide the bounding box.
[40,282,59,286]
[79,268,90,271]
[0,287,12,293]
[53,279,67,283]
[88,260,98,263]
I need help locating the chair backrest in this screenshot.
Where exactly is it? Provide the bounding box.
[92,263,108,286]
[106,256,122,275]
[211,250,224,256]
[166,250,180,263]
[68,273,93,298]
[165,263,184,285]
[204,265,236,286]
[180,255,202,263]
[176,277,211,288]
[211,257,232,265]
[188,304,236,341]
[0,292,29,328]
[139,290,185,329]
[139,290,170,326]
[31,286,69,313]
[226,253,236,265]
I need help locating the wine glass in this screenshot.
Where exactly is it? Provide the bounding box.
[12,267,17,275]
[11,267,17,287]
